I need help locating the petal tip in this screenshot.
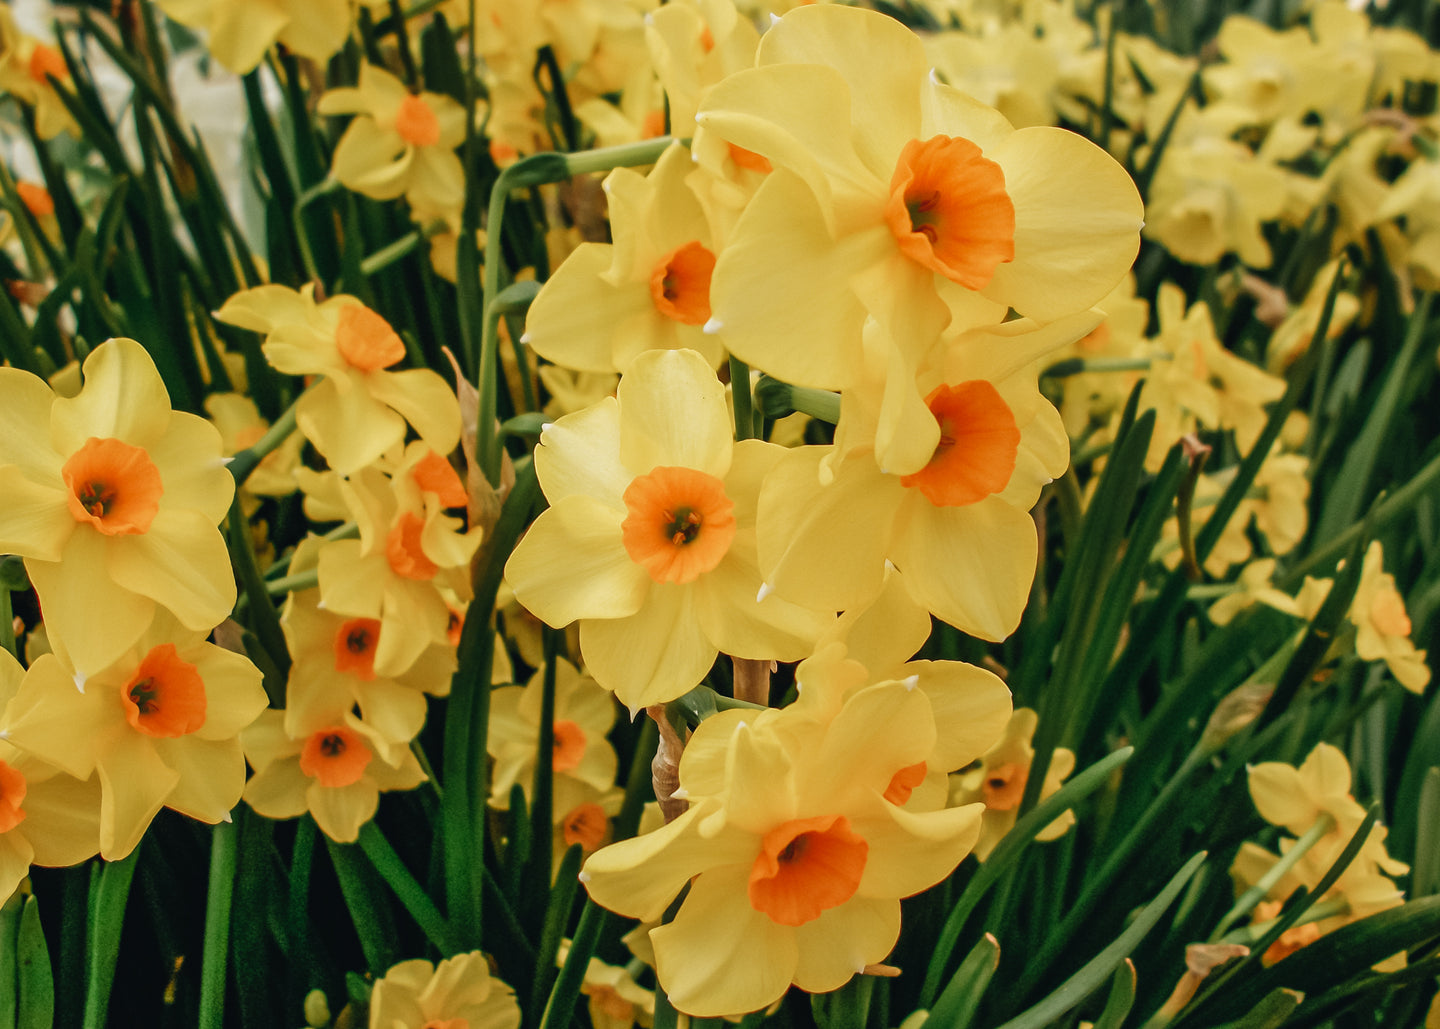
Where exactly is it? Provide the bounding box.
[703,318,723,335]
[756,581,773,603]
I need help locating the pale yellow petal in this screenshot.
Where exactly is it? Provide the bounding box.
[51,338,171,452]
[652,863,797,1018]
[28,533,155,677]
[0,467,73,561]
[534,398,629,506]
[98,732,180,859]
[851,800,981,898]
[161,736,246,824]
[525,245,647,373]
[296,377,407,475]
[0,367,61,479]
[578,586,714,709]
[506,497,649,625]
[106,509,236,631]
[367,368,463,456]
[308,780,380,843]
[791,896,899,994]
[618,349,732,479]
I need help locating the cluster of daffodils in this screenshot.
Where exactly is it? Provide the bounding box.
[495,3,1140,1013]
[0,339,265,884]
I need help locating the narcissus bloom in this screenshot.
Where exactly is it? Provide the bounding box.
[316,459,483,678]
[215,285,461,475]
[204,392,302,498]
[488,658,619,810]
[154,0,375,74]
[318,64,468,211]
[0,8,78,139]
[3,614,267,860]
[0,338,235,677]
[582,680,983,1016]
[1349,541,1430,694]
[368,951,520,1029]
[0,649,101,903]
[242,706,426,843]
[694,4,1142,390]
[756,318,1074,640]
[950,708,1074,860]
[505,349,827,709]
[523,143,725,374]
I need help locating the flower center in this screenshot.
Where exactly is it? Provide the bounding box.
[28,44,67,84]
[334,304,406,372]
[0,761,28,834]
[300,727,372,787]
[621,466,736,584]
[333,618,382,680]
[648,241,716,325]
[394,94,441,147]
[883,761,928,806]
[121,644,207,738]
[641,109,668,139]
[411,450,468,508]
[981,762,1027,811]
[884,135,1015,289]
[386,512,440,581]
[561,802,609,850]
[63,437,164,535]
[900,381,1020,506]
[552,719,587,773]
[748,814,868,926]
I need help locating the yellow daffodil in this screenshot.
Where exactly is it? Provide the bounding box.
[950,708,1074,860]
[1204,15,1334,128]
[241,705,425,843]
[316,456,483,678]
[0,338,235,677]
[280,539,457,762]
[3,612,266,860]
[367,951,520,1029]
[645,0,760,138]
[505,348,828,710]
[556,939,655,1029]
[0,649,101,903]
[582,679,985,1016]
[215,285,461,475]
[1349,541,1430,693]
[318,64,467,211]
[1143,105,1291,268]
[488,658,619,810]
[523,143,725,374]
[0,8,78,139]
[1248,741,1409,879]
[155,0,376,75]
[756,316,1075,641]
[694,4,1141,390]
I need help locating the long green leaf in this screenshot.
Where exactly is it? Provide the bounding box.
[926,933,1000,1029]
[993,852,1207,1029]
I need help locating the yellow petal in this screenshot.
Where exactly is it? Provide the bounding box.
[295,378,406,475]
[618,350,732,479]
[0,467,73,561]
[1246,762,1313,829]
[144,413,234,524]
[651,864,797,1018]
[367,368,463,457]
[907,660,1013,772]
[791,895,899,994]
[107,509,237,631]
[205,0,289,73]
[982,128,1144,321]
[526,245,648,373]
[51,338,172,452]
[851,799,981,898]
[161,736,246,824]
[28,533,156,677]
[19,769,101,867]
[534,398,629,507]
[0,367,61,479]
[307,779,380,843]
[98,732,180,859]
[889,499,1036,641]
[506,497,649,626]
[578,585,714,708]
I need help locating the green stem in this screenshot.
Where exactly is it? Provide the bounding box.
[477,137,677,483]
[264,569,319,597]
[360,228,427,277]
[1041,356,1160,378]
[83,849,142,1028]
[292,178,342,286]
[729,356,756,440]
[198,820,238,1029]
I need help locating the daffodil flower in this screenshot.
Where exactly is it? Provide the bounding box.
[0,649,101,903]
[2,613,267,860]
[1350,541,1430,693]
[215,285,461,475]
[523,143,726,374]
[582,679,982,1016]
[368,952,520,1029]
[318,63,467,211]
[505,348,828,710]
[693,4,1142,391]
[0,338,235,677]
[154,0,370,75]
